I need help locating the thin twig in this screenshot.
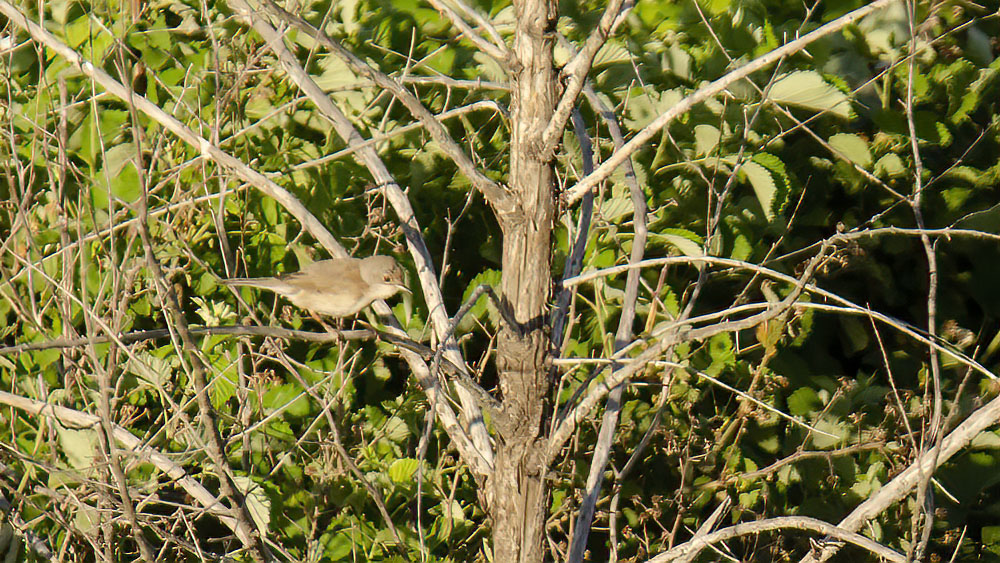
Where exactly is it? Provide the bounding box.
[253,0,512,214]
[568,79,648,561]
[801,390,1000,563]
[424,0,509,62]
[564,0,897,205]
[649,515,904,563]
[229,0,496,474]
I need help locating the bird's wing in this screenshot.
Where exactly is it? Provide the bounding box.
[283,259,362,293]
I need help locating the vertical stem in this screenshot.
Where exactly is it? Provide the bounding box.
[491,0,557,560]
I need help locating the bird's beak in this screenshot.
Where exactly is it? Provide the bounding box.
[397,285,412,295]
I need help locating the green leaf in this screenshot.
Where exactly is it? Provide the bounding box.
[624,87,683,130]
[388,458,420,483]
[741,161,777,221]
[768,71,852,119]
[984,526,1000,546]
[57,426,99,470]
[874,153,906,177]
[74,503,101,534]
[705,333,734,376]
[459,269,502,331]
[828,133,872,168]
[650,228,704,257]
[601,195,632,223]
[232,475,271,530]
[263,383,311,418]
[593,41,630,67]
[786,387,821,416]
[694,124,721,156]
[955,203,1000,233]
[382,416,410,443]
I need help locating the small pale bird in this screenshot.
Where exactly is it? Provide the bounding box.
[223,255,409,318]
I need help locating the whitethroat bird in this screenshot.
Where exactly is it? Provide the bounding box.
[223,255,409,318]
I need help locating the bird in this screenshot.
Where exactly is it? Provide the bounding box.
[222,255,409,318]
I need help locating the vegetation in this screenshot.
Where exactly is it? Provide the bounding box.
[1,0,999,560]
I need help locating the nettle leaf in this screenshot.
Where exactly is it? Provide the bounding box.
[382,415,411,443]
[828,133,872,168]
[600,195,633,223]
[768,71,852,119]
[316,55,364,91]
[263,383,311,418]
[739,153,789,222]
[663,44,692,80]
[57,427,99,470]
[232,475,271,530]
[705,333,734,376]
[694,124,721,156]
[459,269,501,331]
[955,203,1000,233]
[874,153,906,177]
[74,503,101,534]
[624,87,683,130]
[786,387,821,416]
[593,41,631,67]
[472,51,507,83]
[649,228,703,257]
[388,458,420,483]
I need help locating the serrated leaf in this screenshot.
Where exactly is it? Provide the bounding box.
[316,55,360,90]
[594,41,630,67]
[955,203,1000,233]
[232,475,271,530]
[874,153,906,177]
[388,458,420,483]
[828,133,872,167]
[694,124,721,156]
[650,228,703,257]
[57,426,99,470]
[382,416,410,443]
[769,71,851,118]
[741,161,778,221]
[664,44,692,80]
[600,195,632,223]
[625,88,683,130]
[459,269,502,331]
[263,383,310,417]
[705,333,734,376]
[786,387,821,416]
[74,503,101,534]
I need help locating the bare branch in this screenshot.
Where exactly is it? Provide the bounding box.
[568,82,647,561]
[547,247,831,464]
[0,0,348,261]
[564,0,897,205]
[550,109,595,351]
[425,0,510,62]
[800,390,1000,563]
[0,390,253,550]
[253,0,514,215]
[647,515,905,563]
[290,100,507,173]
[541,0,632,154]
[563,254,997,381]
[136,180,272,563]
[228,0,496,474]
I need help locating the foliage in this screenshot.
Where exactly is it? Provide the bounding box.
[1,0,999,560]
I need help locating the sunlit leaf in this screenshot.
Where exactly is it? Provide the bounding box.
[769,71,852,118]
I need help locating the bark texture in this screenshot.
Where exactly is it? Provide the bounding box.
[490,0,558,560]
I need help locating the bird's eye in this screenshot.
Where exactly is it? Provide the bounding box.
[383,274,392,282]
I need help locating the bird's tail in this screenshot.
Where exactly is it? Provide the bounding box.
[221,278,289,293]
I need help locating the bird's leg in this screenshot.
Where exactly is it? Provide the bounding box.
[309,311,343,342]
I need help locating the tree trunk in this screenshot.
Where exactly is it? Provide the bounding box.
[490,0,557,560]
